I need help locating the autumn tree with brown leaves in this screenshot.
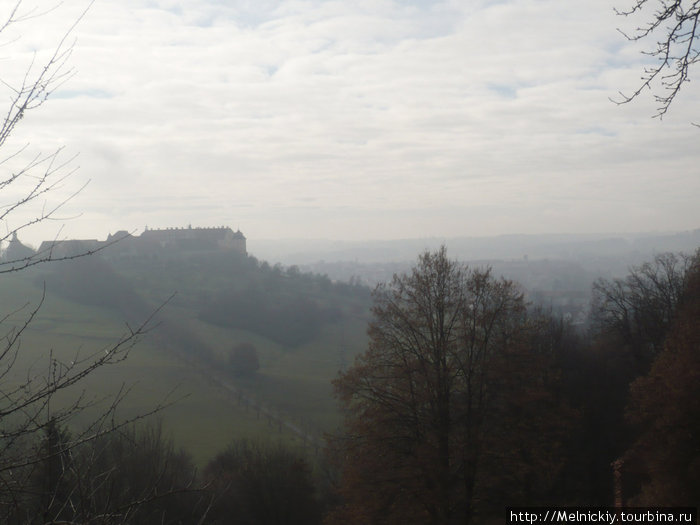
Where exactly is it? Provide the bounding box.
[573,250,700,506]
[622,252,700,505]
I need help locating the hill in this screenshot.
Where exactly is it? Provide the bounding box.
[2,249,371,465]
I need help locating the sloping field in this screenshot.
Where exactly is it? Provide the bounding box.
[0,259,370,465]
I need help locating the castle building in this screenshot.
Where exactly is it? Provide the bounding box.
[137,226,246,254]
[36,226,247,259]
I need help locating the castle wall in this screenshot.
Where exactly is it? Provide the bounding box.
[35,226,247,259]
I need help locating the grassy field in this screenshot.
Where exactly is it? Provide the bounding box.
[0,260,370,466]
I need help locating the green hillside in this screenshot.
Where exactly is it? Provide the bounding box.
[1,251,371,465]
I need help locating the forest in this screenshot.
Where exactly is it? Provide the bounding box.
[0,245,698,524]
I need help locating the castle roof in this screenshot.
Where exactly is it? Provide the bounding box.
[140,226,245,240]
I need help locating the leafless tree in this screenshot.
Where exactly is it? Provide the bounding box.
[591,251,698,364]
[0,3,199,523]
[614,0,700,118]
[328,248,573,524]
[0,0,99,270]
[0,294,185,523]
[203,440,321,525]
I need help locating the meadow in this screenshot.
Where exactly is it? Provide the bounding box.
[0,252,371,466]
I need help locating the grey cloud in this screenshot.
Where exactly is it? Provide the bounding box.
[6,0,699,247]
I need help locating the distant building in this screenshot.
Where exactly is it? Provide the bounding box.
[36,238,102,259]
[2,232,36,262]
[138,226,246,254]
[36,225,247,259]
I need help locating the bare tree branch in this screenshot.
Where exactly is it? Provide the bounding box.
[0,4,209,523]
[613,0,700,118]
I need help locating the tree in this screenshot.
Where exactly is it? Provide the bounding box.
[228,342,260,376]
[204,440,322,525]
[591,251,695,367]
[621,254,700,505]
[614,0,700,118]
[67,423,201,525]
[0,4,190,523]
[328,248,572,525]
[587,252,696,502]
[0,1,92,263]
[30,418,75,523]
[584,250,700,506]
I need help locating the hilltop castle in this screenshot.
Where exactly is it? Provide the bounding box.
[2,226,247,261]
[111,226,247,255]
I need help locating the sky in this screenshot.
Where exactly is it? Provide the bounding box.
[1,0,699,247]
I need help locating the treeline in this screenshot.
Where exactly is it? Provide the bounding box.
[325,248,700,523]
[42,250,371,348]
[37,256,152,325]
[0,420,325,525]
[199,285,342,346]
[195,258,368,346]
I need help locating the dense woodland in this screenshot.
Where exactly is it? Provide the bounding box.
[0,245,698,524]
[327,248,700,524]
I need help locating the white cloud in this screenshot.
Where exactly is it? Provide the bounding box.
[1,0,698,245]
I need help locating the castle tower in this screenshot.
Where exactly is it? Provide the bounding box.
[3,232,36,262]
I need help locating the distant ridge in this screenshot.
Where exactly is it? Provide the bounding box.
[249,230,700,265]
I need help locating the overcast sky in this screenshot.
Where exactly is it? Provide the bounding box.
[2,0,699,246]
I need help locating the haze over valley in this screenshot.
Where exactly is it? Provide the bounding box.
[1,0,698,523]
